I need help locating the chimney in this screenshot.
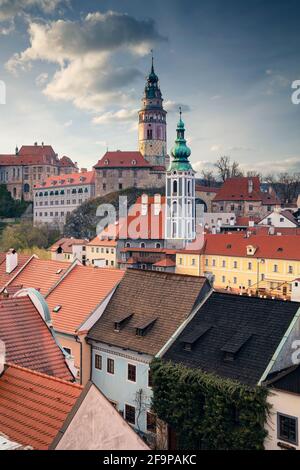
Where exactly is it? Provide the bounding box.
[291,279,300,302]
[80,168,87,173]
[15,146,19,155]
[0,340,5,376]
[6,249,18,274]
[34,142,38,146]
[248,179,253,194]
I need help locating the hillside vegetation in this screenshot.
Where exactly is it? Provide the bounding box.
[0,184,29,218]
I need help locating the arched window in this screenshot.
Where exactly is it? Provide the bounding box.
[187,181,191,195]
[13,187,17,198]
[172,201,177,217]
[156,243,161,249]
[125,242,131,248]
[173,180,178,194]
[23,183,30,193]
[140,242,145,248]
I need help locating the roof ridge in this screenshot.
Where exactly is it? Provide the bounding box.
[5,363,83,389]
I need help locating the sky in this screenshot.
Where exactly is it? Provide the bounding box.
[0,0,300,175]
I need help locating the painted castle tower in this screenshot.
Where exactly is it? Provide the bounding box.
[138,55,167,167]
[165,109,196,240]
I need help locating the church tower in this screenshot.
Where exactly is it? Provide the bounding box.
[165,109,196,241]
[138,54,167,167]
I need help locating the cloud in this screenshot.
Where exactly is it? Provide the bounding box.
[92,108,138,125]
[63,119,72,128]
[5,11,166,112]
[241,156,300,175]
[228,146,254,152]
[35,72,48,86]
[210,144,222,152]
[164,100,191,113]
[0,0,64,21]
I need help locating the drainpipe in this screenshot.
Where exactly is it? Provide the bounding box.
[75,335,83,385]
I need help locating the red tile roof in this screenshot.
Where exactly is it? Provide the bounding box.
[196,185,219,194]
[0,364,82,449]
[49,237,88,253]
[0,254,32,290]
[87,237,117,247]
[46,265,125,335]
[59,156,77,167]
[153,258,176,267]
[201,233,300,261]
[213,177,280,204]
[6,258,69,295]
[34,170,95,189]
[94,151,151,168]
[99,195,166,241]
[0,145,59,166]
[0,296,73,380]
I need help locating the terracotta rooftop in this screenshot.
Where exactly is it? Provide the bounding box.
[59,155,77,167]
[213,177,280,204]
[0,296,73,380]
[6,258,69,295]
[34,170,95,189]
[87,269,211,356]
[46,265,125,335]
[49,237,88,254]
[201,232,300,261]
[0,364,82,449]
[196,184,219,194]
[153,258,176,267]
[87,237,117,247]
[0,254,32,290]
[0,145,59,166]
[94,151,151,169]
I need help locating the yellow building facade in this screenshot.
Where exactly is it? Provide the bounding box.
[86,238,117,268]
[176,234,300,299]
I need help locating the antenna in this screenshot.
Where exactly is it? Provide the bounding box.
[151,49,154,70]
[179,106,182,119]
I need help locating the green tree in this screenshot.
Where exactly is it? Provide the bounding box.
[0,221,60,251]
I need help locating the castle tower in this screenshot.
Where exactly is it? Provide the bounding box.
[138,54,167,167]
[165,109,196,241]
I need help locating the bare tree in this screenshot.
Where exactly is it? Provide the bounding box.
[214,156,243,182]
[201,170,217,187]
[246,170,262,179]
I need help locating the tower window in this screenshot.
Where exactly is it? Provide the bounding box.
[147,129,153,139]
[173,180,178,194]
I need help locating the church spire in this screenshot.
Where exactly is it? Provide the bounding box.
[168,108,193,172]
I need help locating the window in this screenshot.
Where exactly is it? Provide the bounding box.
[233,277,237,284]
[205,259,208,267]
[249,205,253,211]
[63,347,71,355]
[212,259,216,267]
[274,264,278,273]
[179,257,183,265]
[107,358,114,374]
[233,261,238,269]
[248,262,252,270]
[127,364,136,382]
[95,354,102,370]
[288,266,293,274]
[278,413,298,445]
[125,404,136,425]
[119,183,123,190]
[146,412,157,433]
[222,276,226,283]
[191,258,196,266]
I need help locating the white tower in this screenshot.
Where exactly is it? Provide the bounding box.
[165,110,196,241]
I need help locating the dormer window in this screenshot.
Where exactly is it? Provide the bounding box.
[180,324,212,351]
[132,159,137,165]
[104,159,109,165]
[53,305,62,313]
[221,332,252,362]
[246,245,257,256]
[113,313,133,332]
[135,317,157,337]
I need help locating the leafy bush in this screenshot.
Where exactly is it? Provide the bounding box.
[0,184,29,218]
[151,359,269,450]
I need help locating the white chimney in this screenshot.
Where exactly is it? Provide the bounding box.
[0,340,5,375]
[6,249,18,274]
[291,279,300,302]
[248,179,253,194]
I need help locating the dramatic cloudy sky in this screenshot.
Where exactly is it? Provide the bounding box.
[0,0,300,175]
